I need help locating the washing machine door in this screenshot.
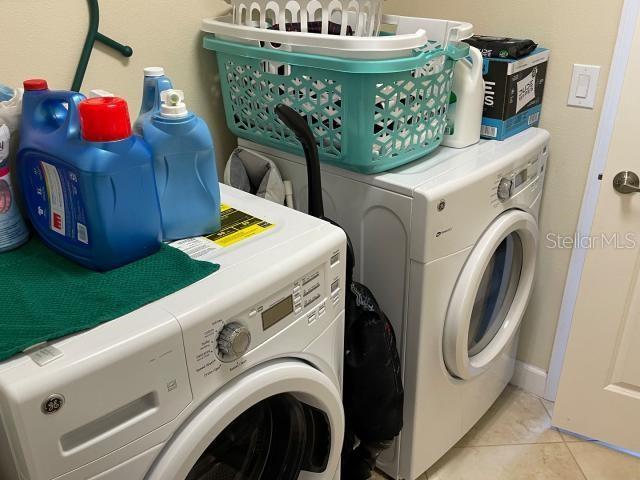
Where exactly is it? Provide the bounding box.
[146,359,344,480]
[443,209,538,380]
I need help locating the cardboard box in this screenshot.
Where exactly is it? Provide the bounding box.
[480,48,550,140]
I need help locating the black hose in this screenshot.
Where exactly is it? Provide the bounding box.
[275,105,324,219]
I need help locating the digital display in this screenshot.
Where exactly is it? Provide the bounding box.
[262,296,294,331]
[514,169,528,189]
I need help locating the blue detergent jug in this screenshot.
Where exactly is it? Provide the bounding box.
[132,67,173,136]
[17,79,162,271]
[143,89,221,240]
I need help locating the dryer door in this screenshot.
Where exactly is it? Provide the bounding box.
[443,210,538,380]
[146,359,344,480]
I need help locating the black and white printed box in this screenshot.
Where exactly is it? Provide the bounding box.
[479,48,550,140]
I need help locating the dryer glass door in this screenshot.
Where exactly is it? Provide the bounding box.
[467,232,523,357]
[444,210,538,380]
[186,393,330,480]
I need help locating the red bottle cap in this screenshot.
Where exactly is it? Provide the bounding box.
[79,97,132,142]
[23,79,48,91]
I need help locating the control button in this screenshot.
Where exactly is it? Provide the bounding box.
[295,303,302,313]
[497,178,513,201]
[217,322,251,362]
[293,286,301,295]
[331,290,340,305]
[249,309,257,318]
[318,302,327,318]
[307,311,317,325]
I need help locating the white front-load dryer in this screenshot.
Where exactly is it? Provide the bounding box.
[241,128,549,479]
[0,185,347,480]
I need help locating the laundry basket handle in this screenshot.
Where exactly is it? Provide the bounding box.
[275,105,324,219]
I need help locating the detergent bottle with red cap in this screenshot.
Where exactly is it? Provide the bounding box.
[17,79,162,271]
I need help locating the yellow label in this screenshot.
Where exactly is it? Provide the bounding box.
[206,203,274,248]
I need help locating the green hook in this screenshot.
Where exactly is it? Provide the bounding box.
[72,0,133,92]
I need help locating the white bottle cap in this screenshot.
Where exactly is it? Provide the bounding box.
[160,89,188,118]
[144,67,165,77]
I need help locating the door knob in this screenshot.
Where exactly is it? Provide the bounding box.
[613,171,640,194]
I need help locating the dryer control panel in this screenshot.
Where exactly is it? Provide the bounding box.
[494,148,546,204]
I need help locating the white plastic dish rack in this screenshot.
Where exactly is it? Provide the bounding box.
[202,14,474,59]
[228,0,384,37]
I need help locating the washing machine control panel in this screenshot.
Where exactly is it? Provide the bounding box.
[213,265,338,364]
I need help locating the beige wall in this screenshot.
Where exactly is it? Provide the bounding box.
[384,0,624,370]
[3,1,624,371]
[1,0,235,173]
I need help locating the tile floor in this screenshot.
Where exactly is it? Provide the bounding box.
[373,386,640,480]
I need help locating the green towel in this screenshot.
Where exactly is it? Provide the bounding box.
[0,238,219,362]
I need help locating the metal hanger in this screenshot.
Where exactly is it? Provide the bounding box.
[72,0,133,92]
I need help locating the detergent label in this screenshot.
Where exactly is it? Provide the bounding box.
[29,159,90,246]
[0,124,29,251]
[0,125,9,169]
[0,170,29,251]
[171,204,274,261]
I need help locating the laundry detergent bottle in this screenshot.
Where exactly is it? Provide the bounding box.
[143,89,221,240]
[18,79,162,271]
[442,46,485,149]
[132,67,173,135]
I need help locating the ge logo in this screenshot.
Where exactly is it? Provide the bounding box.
[41,394,65,415]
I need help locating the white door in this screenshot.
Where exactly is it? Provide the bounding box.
[443,209,538,379]
[146,360,344,480]
[553,7,640,452]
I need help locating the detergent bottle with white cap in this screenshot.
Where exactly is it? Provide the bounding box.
[132,67,173,135]
[142,89,221,240]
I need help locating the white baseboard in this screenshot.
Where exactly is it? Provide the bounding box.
[510,361,548,398]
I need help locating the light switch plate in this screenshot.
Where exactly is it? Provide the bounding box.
[568,64,601,109]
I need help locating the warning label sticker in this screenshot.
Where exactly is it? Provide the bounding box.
[209,203,274,247]
[171,204,274,260]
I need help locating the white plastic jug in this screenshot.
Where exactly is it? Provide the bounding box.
[442,46,485,149]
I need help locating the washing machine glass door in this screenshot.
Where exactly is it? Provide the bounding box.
[146,360,343,480]
[444,210,538,380]
[186,393,329,480]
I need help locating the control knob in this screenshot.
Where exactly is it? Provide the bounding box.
[497,178,513,201]
[217,322,251,362]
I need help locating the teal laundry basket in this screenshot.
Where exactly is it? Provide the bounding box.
[204,36,469,174]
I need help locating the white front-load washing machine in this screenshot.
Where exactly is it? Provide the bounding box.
[0,184,347,480]
[241,128,549,480]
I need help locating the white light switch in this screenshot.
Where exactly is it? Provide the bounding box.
[576,74,590,98]
[568,64,600,108]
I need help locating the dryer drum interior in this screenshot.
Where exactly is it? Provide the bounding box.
[186,393,331,480]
